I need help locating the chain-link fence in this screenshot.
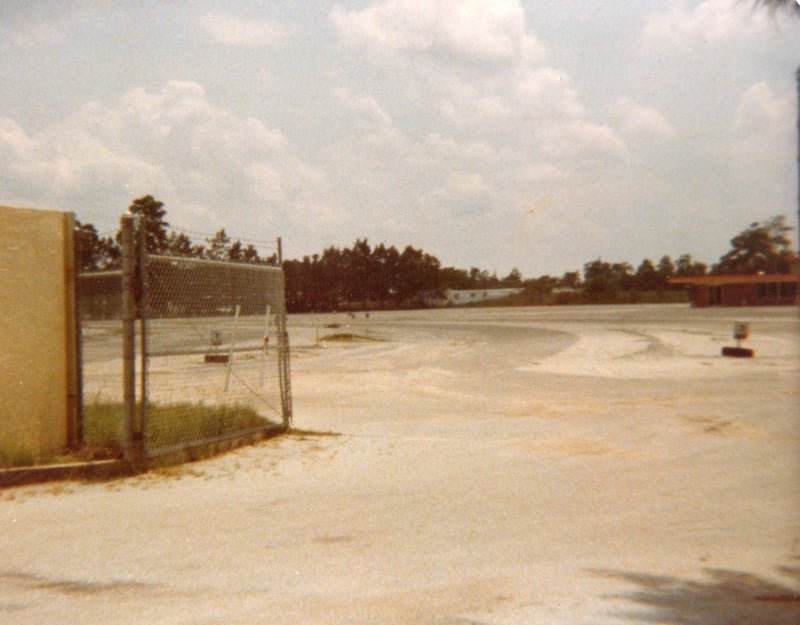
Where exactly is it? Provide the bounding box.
[76,216,291,464]
[142,255,290,456]
[77,270,124,456]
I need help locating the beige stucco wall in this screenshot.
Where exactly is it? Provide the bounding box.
[1,205,77,462]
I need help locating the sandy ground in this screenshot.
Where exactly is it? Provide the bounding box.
[2,304,799,624]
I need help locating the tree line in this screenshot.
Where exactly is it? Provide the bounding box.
[76,195,278,271]
[77,196,795,312]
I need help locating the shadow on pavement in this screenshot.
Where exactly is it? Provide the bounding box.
[591,566,800,625]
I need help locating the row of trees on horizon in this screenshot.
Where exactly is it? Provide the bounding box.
[75,195,797,312]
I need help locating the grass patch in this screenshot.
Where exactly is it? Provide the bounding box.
[0,442,38,469]
[83,402,272,451]
[320,333,386,342]
[145,403,270,447]
[83,402,125,450]
[288,428,341,439]
[1,403,273,469]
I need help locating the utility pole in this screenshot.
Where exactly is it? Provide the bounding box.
[796,66,799,252]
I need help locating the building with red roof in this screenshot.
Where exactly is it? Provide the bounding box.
[670,258,800,307]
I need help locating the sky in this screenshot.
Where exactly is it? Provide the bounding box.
[1,1,799,278]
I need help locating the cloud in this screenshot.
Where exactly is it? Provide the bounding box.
[432,64,626,159]
[0,113,161,204]
[734,80,792,133]
[515,163,565,183]
[324,5,633,260]
[729,80,795,178]
[443,172,491,197]
[563,120,628,158]
[324,2,652,274]
[334,87,393,126]
[330,1,627,169]
[333,86,409,151]
[199,12,291,47]
[0,1,117,47]
[437,85,510,126]
[0,3,73,47]
[612,98,676,140]
[0,81,330,236]
[0,117,36,157]
[640,0,773,49]
[5,21,67,46]
[330,0,543,65]
[424,133,497,161]
[513,66,584,120]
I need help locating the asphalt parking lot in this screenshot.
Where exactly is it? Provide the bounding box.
[2,304,798,624]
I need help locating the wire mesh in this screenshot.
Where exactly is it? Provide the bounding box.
[78,270,122,321]
[77,270,126,456]
[142,255,288,456]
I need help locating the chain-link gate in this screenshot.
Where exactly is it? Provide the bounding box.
[77,214,291,466]
[141,254,290,457]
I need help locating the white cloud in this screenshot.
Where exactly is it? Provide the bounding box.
[612,98,676,140]
[515,163,565,183]
[5,21,67,46]
[329,1,629,205]
[640,0,772,49]
[323,22,630,253]
[734,80,792,133]
[333,86,408,150]
[330,0,435,50]
[507,118,627,165]
[438,86,511,125]
[119,81,211,127]
[729,81,795,180]
[434,0,527,62]
[563,120,628,158]
[334,87,393,126]
[0,81,329,236]
[443,172,490,197]
[330,0,542,65]
[424,133,497,160]
[513,67,584,119]
[3,3,791,277]
[0,117,36,158]
[0,113,161,203]
[0,3,83,47]
[199,12,291,47]
[434,66,597,149]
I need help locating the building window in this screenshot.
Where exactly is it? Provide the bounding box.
[758,283,777,300]
[780,282,797,299]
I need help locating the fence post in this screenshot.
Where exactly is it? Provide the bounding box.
[137,218,147,461]
[66,217,83,448]
[276,237,292,428]
[120,214,137,464]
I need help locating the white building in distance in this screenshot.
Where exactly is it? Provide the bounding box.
[444,288,523,306]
